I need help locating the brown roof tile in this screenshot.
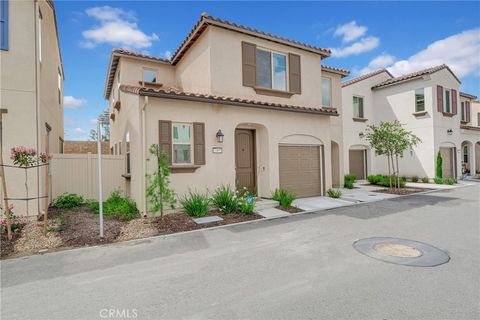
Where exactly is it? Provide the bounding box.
[119,85,338,116]
[372,64,461,89]
[459,91,477,99]
[342,69,393,88]
[321,65,350,77]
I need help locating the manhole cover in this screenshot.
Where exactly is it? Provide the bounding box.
[374,243,422,257]
[353,237,450,267]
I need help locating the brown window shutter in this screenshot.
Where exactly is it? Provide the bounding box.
[451,89,457,115]
[158,120,172,165]
[437,85,443,112]
[193,122,205,165]
[466,101,471,122]
[242,42,256,87]
[289,53,301,94]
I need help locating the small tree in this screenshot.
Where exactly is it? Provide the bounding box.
[391,121,421,188]
[436,151,443,178]
[146,144,176,219]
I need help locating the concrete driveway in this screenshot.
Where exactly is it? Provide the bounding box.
[1,184,479,320]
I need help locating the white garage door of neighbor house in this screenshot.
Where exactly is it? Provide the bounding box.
[279,145,323,198]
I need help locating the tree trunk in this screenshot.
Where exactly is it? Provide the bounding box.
[387,153,392,190]
[395,154,400,190]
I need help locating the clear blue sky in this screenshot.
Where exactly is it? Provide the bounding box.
[56,1,480,140]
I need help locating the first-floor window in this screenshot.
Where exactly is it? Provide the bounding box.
[444,89,451,113]
[463,145,468,163]
[172,123,192,164]
[415,88,425,112]
[353,96,364,118]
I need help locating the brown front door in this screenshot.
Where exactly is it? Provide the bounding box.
[235,129,256,190]
[349,149,367,180]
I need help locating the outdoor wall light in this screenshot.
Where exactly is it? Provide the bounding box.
[447,128,453,135]
[359,132,365,138]
[216,129,224,143]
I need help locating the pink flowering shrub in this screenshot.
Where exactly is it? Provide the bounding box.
[10,146,51,167]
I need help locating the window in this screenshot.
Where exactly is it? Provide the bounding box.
[444,89,451,113]
[461,102,466,121]
[322,78,331,107]
[38,8,42,62]
[353,96,364,118]
[143,69,157,83]
[125,132,130,174]
[256,49,287,91]
[0,0,8,50]
[415,88,425,112]
[172,123,192,164]
[463,145,468,163]
[58,69,62,105]
[478,113,480,127]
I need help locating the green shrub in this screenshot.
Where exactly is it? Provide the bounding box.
[52,193,84,209]
[272,188,296,208]
[211,185,238,214]
[344,180,354,189]
[436,151,443,178]
[367,174,383,185]
[181,191,210,217]
[344,173,357,188]
[88,191,138,220]
[239,193,256,214]
[401,176,407,183]
[434,177,443,184]
[327,188,342,198]
[411,176,419,183]
[369,175,406,188]
[422,176,429,183]
[443,178,456,185]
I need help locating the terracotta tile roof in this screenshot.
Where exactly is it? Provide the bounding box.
[342,69,393,88]
[321,65,350,77]
[372,64,461,89]
[171,13,331,64]
[459,91,477,99]
[119,84,338,116]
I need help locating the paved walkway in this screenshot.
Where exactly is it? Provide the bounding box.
[2,185,479,320]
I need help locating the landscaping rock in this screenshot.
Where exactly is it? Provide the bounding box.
[117,218,158,241]
[14,223,63,253]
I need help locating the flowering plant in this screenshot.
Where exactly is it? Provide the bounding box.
[10,146,51,167]
[0,205,26,234]
[239,192,256,215]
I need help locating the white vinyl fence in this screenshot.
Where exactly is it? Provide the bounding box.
[51,153,125,200]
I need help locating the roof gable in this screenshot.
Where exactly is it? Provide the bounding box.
[342,69,394,88]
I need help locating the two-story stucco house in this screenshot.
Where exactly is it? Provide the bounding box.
[104,13,349,215]
[341,64,480,180]
[0,0,64,216]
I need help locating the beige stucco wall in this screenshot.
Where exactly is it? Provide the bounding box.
[0,0,63,216]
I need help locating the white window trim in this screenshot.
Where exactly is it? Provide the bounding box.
[256,47,289,91]
[172,122,193,165]
[353,95,365,118]
[415,88,425,112]
[322,77,332,108]
[143,68,157,84]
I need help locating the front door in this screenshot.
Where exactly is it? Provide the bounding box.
[235,129,256,191]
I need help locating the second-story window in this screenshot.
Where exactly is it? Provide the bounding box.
[322,78,331,107]
[256,49,287,91]
[143,69,157,83]
[444,89,451,113]
[0,0,9,51]
[353,96,364,118]
[415,88,425,112]
[461,102,466,121]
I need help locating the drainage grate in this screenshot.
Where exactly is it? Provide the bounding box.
[353,237,450,267]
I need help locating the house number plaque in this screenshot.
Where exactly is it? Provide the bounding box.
[212,147,223,154]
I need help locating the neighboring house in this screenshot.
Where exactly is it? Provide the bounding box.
[63,141,110,154]
[0,0,64,216]
[341,64,480,180]
[104,13,349,215]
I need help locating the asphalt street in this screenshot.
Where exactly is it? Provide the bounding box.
[1,184,479,320]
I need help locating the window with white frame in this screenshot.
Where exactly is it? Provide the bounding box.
[322,77,331,107]
[256,48,287,91]
[172,123,192,164]
[415,88,425,112]
[444,89,451,113]
[353,96,364,118]
[143,69,157,83]
[463,145,468,163]
[125,132,130,174]
[461,101,466,121]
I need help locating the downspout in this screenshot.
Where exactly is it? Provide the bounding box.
[141,96,148,217]
[34,0,41,214]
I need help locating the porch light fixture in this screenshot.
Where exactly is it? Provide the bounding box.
[359,132,365,139]
[216,129,224,143]
[447,128,453,136]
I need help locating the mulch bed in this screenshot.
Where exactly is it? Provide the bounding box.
[374,188,426,195]
[153,210,262,234]
[276,206,304,214]
[0,225,25,258]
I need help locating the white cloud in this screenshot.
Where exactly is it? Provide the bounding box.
[356,53,396,75]
[163,50,172,59]
[387,28,480,78]
[334,21,367,43]
[73,128,87,135]
[331,36,380,58]
[82,6,158,49]
[64,96,87,109]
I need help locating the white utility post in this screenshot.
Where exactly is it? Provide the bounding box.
[97,119,104,239]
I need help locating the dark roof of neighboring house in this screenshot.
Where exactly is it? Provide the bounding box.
[119,84,338,116]
[341,69,394,88]
[460,92,477,99]
[372,64,461,89]
[321,65,350,77]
